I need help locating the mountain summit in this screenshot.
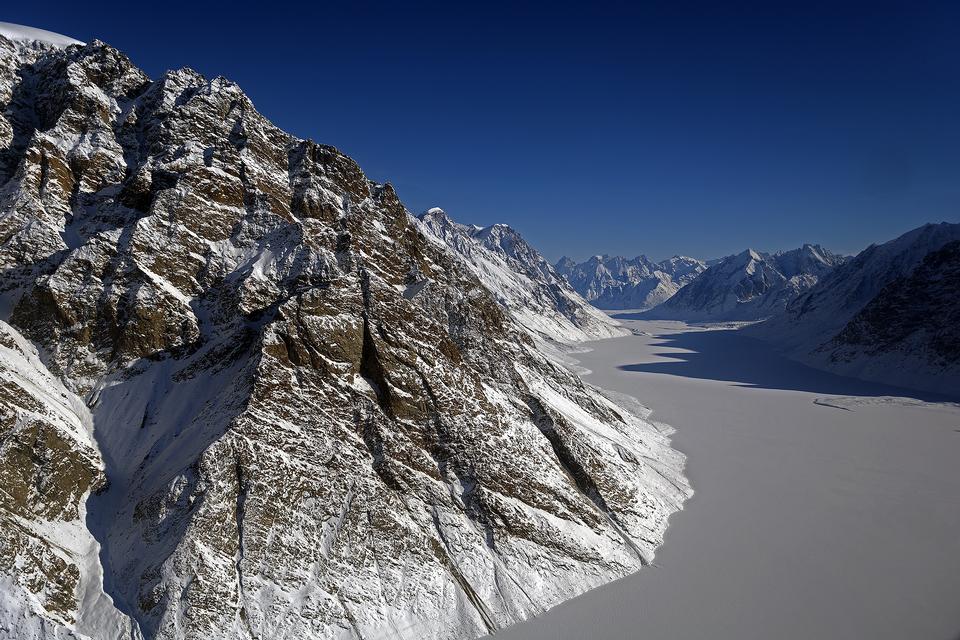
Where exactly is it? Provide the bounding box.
[416,208,627,344]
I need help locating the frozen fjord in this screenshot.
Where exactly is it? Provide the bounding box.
[493,318,960,640]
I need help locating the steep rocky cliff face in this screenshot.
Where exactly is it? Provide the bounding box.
[0,33,689,640]
[416,209,627,345]
[555,254,705,311]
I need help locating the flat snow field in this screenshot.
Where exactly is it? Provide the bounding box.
[493,319,960,640]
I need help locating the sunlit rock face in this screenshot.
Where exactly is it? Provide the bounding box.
[0,32,688,640]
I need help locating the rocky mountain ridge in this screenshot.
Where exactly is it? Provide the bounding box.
[0,31,689,640]
[416,208,627,345]
[644,244,845,321]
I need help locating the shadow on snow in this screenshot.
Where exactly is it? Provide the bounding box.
[617,328,954,403]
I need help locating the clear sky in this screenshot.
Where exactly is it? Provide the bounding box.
[7,1,958,262]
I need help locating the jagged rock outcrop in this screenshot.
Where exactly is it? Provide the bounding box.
[748,224,960,395]
[555,254,705,311]
[644,244,844,321]
[0,30,689,640]
[416,208,627,344]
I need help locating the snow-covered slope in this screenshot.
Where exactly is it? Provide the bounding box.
[0,22,83,47]
[747,223,960,395]
[0,320,137,640]
[555,254,706,310]
[645,244,844,321]
[416,209,627,344]
[0,30,689,640]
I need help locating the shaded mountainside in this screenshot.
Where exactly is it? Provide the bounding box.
[0,31,688,640]
[416,208,627,344]
[644,244,844,321]
[555,254,705,310]
[829,240,960,374]
[748,224,960,396]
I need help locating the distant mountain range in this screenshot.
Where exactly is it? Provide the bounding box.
[554,254,706,310]
[558,225,959,396]
[557,244,845,320]
[643,244,846,321]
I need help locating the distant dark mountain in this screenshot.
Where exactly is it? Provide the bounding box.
[555,254,706,310]
[644,244,845,321]
[748,223,960,396]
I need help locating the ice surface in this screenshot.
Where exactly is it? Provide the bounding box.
[494,319,960,640]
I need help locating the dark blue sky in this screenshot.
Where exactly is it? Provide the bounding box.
[8,1,959,261]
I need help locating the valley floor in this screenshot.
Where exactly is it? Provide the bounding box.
[493,319,960,640]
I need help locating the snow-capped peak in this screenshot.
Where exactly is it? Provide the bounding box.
[645,243,844,321]
[0,22,83,47]
[556,254,708,310]
[415,209,627,343]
